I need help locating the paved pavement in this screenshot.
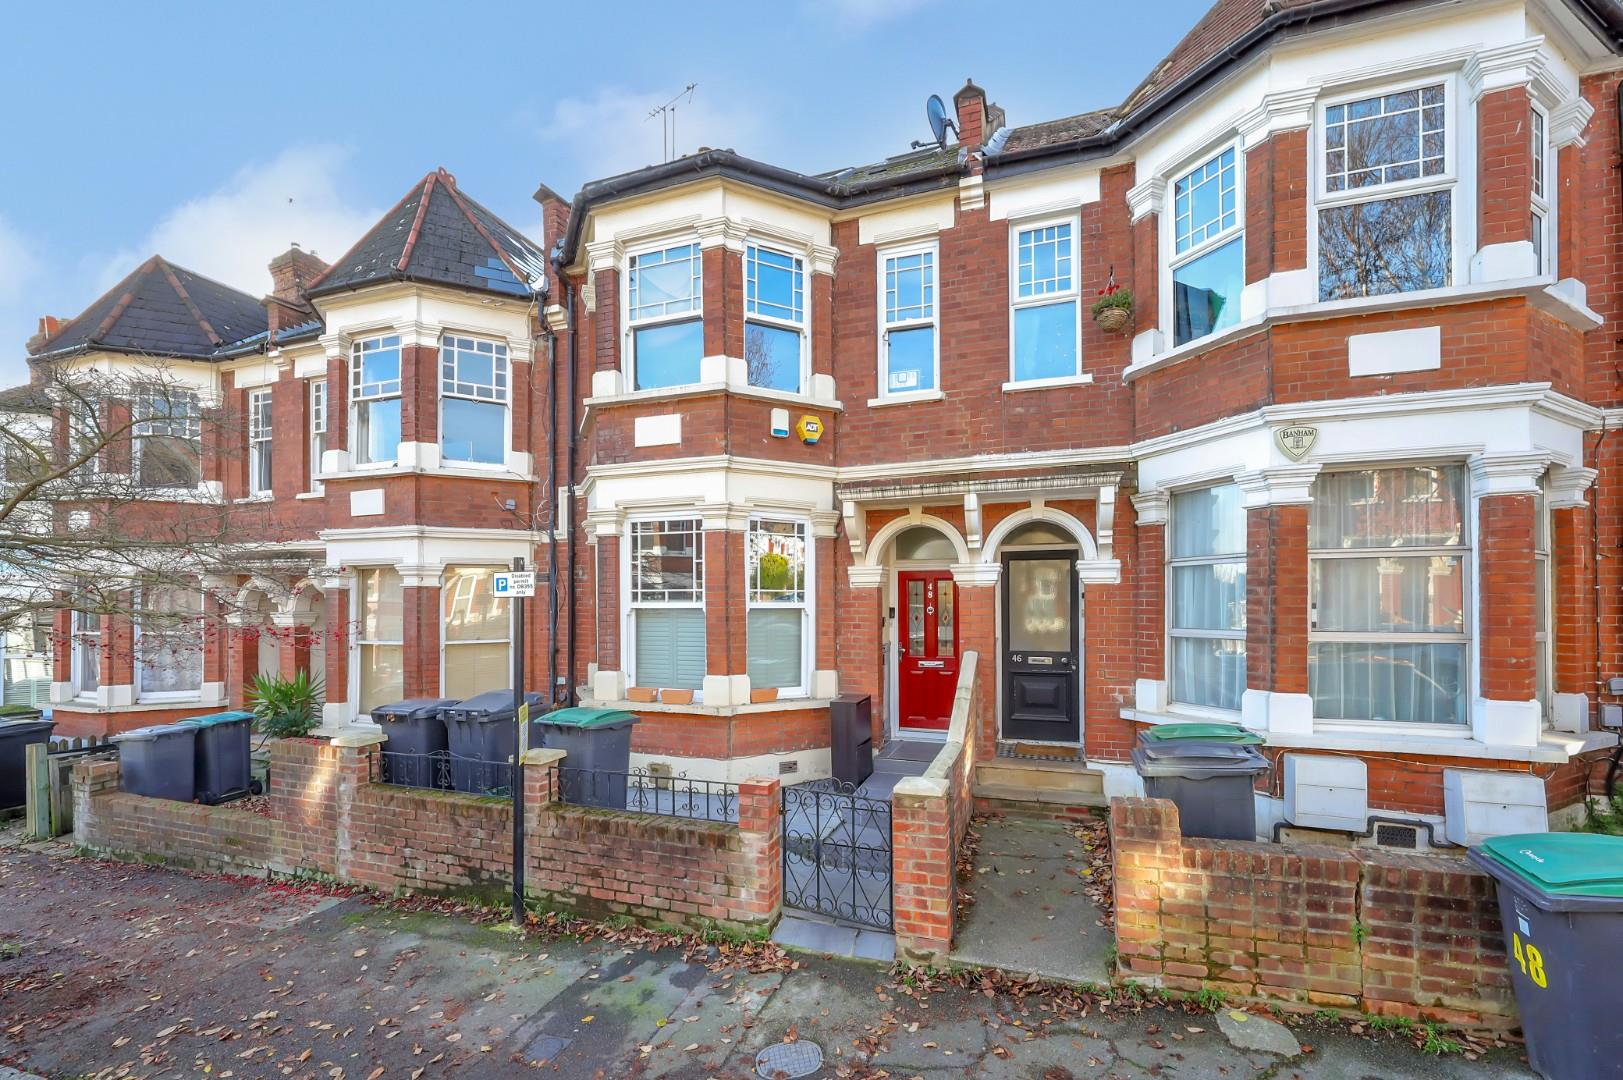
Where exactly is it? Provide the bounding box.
[0,835,1536,1079]
[951,816,1114,986]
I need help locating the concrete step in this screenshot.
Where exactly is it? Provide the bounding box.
[973,759,1108,808]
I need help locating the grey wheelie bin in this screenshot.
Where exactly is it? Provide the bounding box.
[372,698,460,789]
[0,713,54,810]
[175,711,255,804]
[536,707,639,809]
[1468,833,1623,1080]
[111,724,197,801]
[1132,731,1268,841]
[441,690,543,795]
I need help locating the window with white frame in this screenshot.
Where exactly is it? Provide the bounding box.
[745,244,805,393]
[71,606,99,696]
[629,518,705,690]
[1531,106,1550,276]
[309,378,327,488]
[880,244,938,396]
[134,387,201,489]
[356,567,403,712]
[1318,83,1453,301]
[1010,220,1080,382]
[1534,485,1551,723]
[351,335,402,466]
[1171,148,1244,346]
[747,519,809,694]
[442,566,511,700]
[440,335,509,465]
[1308,464,1468,725]
[628,243,703,391]
[1168,484,1246,711]
[248,388,273,495]
[136,586,203,699]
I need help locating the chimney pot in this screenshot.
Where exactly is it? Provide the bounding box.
[953,79,988,151]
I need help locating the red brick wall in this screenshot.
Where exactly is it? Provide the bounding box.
[1244,129,1308,284]
[401,586,441,699]
[1246,504,1309,695]
[628,707,831,760]
[1112,797,1514,1028]
[1478,87,1534,248]
[1478,496,1538,701]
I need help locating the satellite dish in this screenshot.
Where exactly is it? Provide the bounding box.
[926,94,957,149]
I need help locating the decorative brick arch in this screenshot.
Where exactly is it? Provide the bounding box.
[979,505,1098,564]
[861,513,971,568]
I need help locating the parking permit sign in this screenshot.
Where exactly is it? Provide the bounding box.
[493,571,537,598]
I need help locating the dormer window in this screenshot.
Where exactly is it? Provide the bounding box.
[351,334,402,466]
[1318,83,1453,300]
[439,334,509,466]
[628,242,703,390]
[1171,148,1244,346]
[745,244,805,393]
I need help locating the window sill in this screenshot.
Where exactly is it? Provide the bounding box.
[234,494,274,505]
[1121,705,1616,763]
[320,465,534,484]
[1001,374,1094,394]
[584,382,843,413]
[296,490,324,500]
[594,696,830,717]
[866,390,944,409]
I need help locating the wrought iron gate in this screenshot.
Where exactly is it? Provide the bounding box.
[781,779,894,930]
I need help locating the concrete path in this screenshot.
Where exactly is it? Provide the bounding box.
[951,815,1115,986]
[0,835,1535,1079]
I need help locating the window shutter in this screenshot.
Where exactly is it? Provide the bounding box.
[635,608,706,690]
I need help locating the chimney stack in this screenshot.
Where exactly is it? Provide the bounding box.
[25,315,65,355]
[268,244,328,304]
[954,79,988,151]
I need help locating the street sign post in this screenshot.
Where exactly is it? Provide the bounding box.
[494,570,537,598]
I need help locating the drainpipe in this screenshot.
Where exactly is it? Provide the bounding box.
[545,327,560,705]
[564,280,579,706]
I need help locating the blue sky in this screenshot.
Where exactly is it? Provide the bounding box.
[0,0,1214,386]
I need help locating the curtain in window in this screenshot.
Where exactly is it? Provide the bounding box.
[1169,485,1246,711]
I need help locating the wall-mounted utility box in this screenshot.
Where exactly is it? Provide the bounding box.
[1283,754,1368,832]
[1443,769,1548,847]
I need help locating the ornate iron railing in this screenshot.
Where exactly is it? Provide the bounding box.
[551,766,739,823]
[375,749,514,798]
[781,778,894,931]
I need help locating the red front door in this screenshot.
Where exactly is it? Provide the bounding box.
[898,570,959,732]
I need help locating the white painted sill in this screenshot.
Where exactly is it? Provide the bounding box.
[594,697,831,717]
[866,390,944,409]
[584,382,843,413]
[1001,374,1095,394]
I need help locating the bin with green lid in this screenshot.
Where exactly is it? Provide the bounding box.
[1138,722,1263,745]
[1468,833,1623,1080]
[537,707,640,810]
[175,711,257,804]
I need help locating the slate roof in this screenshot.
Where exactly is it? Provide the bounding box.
[308,168,548,300]
[1001,108,1118,156]
[29,256,268,362]
[0,382,50,413]
[818,145,965,187]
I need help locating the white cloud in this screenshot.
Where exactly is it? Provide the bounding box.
[539,86,766,180]
[816,0,938,29]
[94,144,379,297]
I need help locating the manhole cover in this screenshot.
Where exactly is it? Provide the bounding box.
[755,1039,824,1078]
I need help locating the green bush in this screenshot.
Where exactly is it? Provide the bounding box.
[1090,286,1134,318]
[247,670,324,740]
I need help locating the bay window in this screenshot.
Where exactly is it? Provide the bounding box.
[356,567,403,712]
[1010,219,1080,383]
[440,335,509,466]
[351,335,402,466]
[1168,484,1246,711]
[628,243,703,390]
[879,243,938,396]
[747,519,809,694]
[135,388,201,489]
[1308,464,1468,726]
[136,586,203,700]
[442,566,511,699]
[745,244,805,393]
[1171,148,1244,346]
[629,518,705,690]
[248,388,273,495]
[1318,83,1453,300]
[1531,106,1550,275]
[309,378,327,488]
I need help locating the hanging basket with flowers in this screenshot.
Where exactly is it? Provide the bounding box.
[1091,282,1134,334]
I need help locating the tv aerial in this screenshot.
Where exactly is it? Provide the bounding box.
[912,94,958,150]
[648,83,697,163]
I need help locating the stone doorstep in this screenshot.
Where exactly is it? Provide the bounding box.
[973,758,1109,807]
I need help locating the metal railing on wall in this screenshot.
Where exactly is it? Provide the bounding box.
[551,765,740,823]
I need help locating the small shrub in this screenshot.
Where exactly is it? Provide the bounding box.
[1419,1023,1463,1055]
[1584,797,1623,836]
[247,671,324,741]
[1191,987,1227,1011]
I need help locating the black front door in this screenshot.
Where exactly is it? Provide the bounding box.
[1001,552,1081,743]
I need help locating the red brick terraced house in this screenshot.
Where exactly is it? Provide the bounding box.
[17,0,1623,847]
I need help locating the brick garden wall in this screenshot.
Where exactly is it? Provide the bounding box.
[1112,798,1515,1029]
[72,738,782,934]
